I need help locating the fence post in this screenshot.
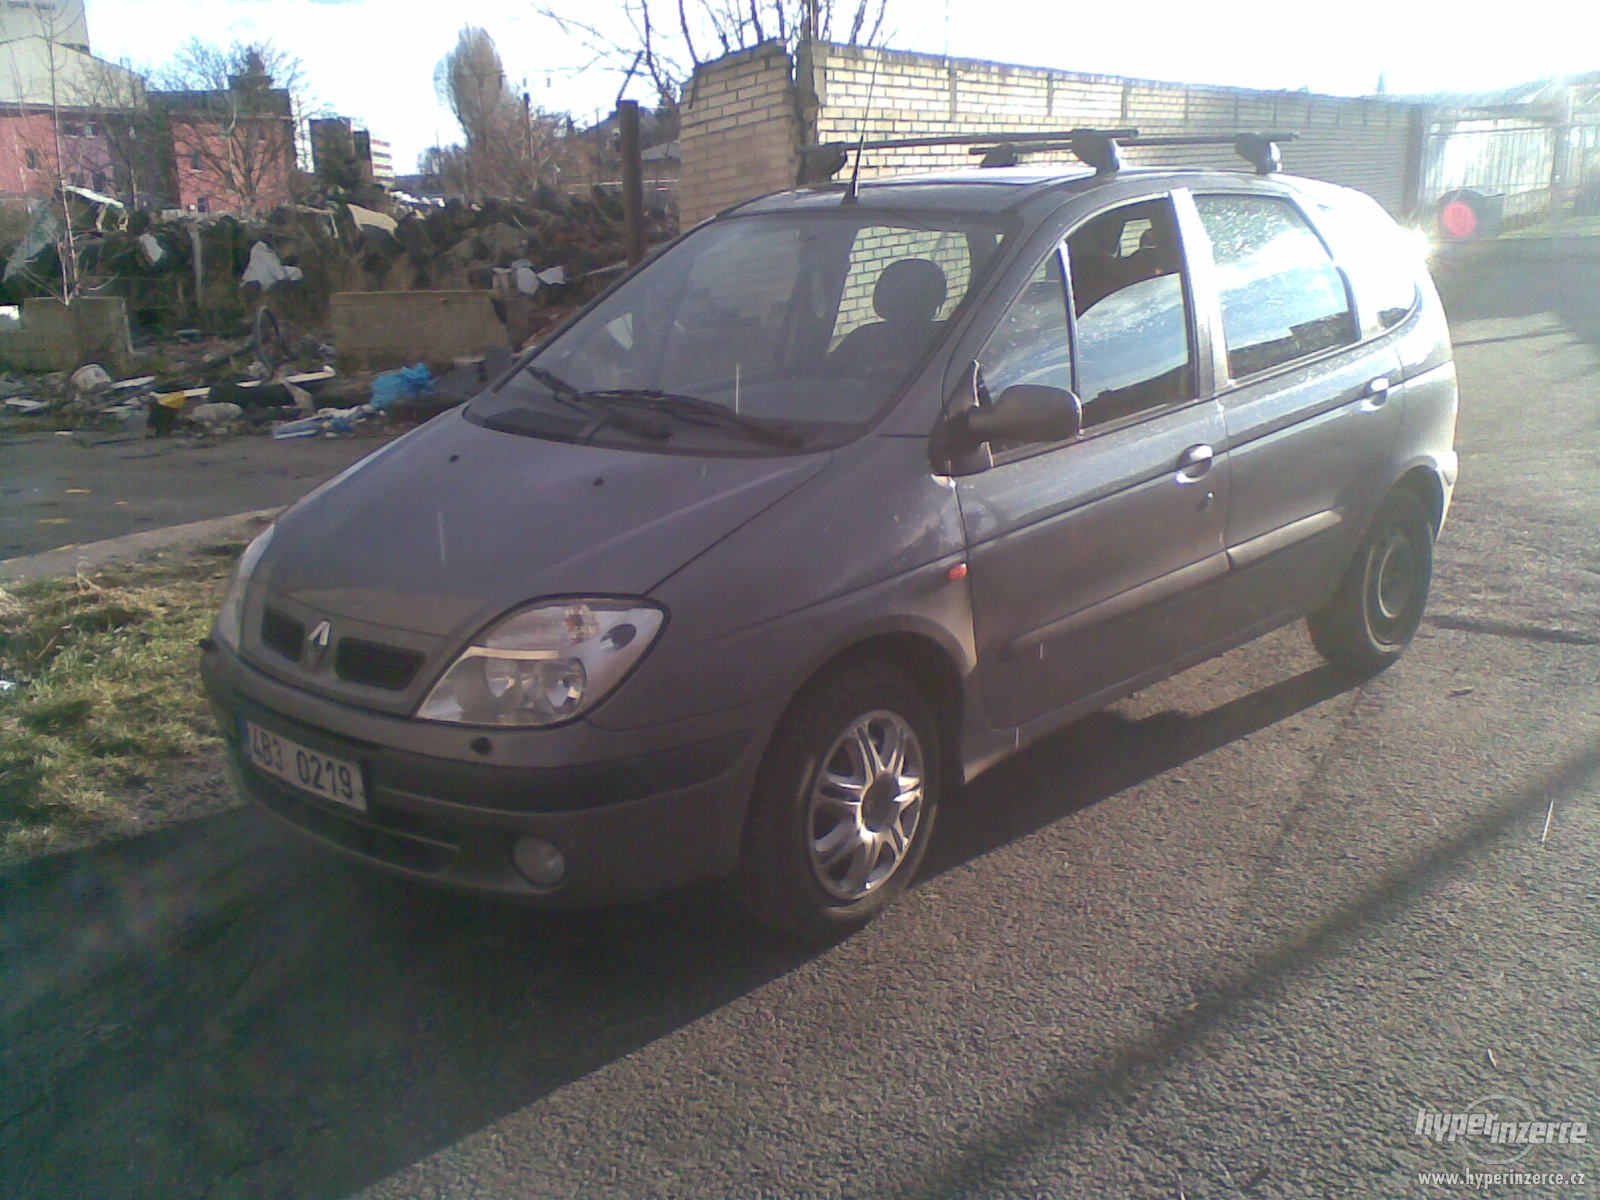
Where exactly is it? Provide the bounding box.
[620,100,645,266]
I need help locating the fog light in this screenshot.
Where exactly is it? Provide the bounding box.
[512,836,567,888]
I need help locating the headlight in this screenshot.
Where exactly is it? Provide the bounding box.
[417,599,665,727]
[214,525,275,650]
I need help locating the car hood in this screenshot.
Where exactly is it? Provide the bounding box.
[257,409,831,639]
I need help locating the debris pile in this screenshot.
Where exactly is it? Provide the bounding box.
[0,186,673,438]
[56,189,673,336]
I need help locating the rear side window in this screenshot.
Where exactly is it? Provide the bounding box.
[1195,194,1357,379]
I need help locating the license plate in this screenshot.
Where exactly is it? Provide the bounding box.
[242,720,366,812]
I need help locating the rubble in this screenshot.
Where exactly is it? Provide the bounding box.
[69,364,112,395]
[0,185,676,441]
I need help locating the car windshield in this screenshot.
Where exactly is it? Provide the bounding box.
[472,209,1008,449]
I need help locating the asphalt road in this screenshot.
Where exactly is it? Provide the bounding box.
[0,427,391,563]
[1,244,1596,1200]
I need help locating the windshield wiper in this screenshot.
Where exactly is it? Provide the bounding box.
[510,365,671,441]
[582,389,805,448]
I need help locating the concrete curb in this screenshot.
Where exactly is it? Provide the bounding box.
[0,507,280,586]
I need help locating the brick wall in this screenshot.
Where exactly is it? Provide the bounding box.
[169,116,294,215]
[679,41,801,226]
[0,109,118,198]
[679,41,1428,224]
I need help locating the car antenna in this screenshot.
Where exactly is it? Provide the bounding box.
[842,53,883,206]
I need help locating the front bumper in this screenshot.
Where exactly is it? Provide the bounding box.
[202,642,779,906]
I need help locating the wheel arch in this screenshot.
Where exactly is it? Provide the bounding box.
[1395,464,1447,535]
[772,628,968,794]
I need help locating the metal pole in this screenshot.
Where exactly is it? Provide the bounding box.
[524,90,534,198]
[619,99,645,266]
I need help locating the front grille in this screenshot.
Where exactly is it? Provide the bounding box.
[335,637,424,691]
[260,608,304,662]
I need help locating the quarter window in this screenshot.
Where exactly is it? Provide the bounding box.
[1307,190,1420,333]
[1195,194,1357,378]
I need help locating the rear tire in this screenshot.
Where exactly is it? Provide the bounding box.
[1307,490,1434,676]
[733,660,940,941]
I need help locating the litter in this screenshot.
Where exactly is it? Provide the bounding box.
[370,363,434,411]
[241,241,304,289]
[271,403,376,440]
[189,401,243,426]
[4,397,49,413]
[495,260,568,296]
[70,364,112,394]
[271,415,322,439]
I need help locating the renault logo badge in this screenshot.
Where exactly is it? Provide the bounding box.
[306,620,333,666]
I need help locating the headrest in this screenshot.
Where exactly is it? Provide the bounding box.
[873,258,947,324]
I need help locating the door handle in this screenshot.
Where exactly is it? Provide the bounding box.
[1360,376,1391,409]
[1176,443,1214,483]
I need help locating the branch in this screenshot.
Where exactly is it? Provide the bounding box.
[677,0,701,66]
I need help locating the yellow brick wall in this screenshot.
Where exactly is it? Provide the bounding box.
[679,41,1423,226]
[679,41,802,226]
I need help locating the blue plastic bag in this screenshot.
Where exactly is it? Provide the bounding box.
[370,363,435,411]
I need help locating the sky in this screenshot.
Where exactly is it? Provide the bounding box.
[83,0,1600,175]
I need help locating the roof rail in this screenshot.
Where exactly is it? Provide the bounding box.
[798,129,1298,183]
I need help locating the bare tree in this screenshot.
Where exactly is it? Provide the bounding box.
[0,2,103,298]
[64,58,164,207]
[149,39,308,215]
[433,27,567,201]
[537,0,890,108]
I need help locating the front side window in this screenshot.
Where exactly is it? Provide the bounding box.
[976,250,1071,400]
[1066,198,1195,428]
[972,197,1196,447]
[479,210,1006,448]
[1195,194,1358,378]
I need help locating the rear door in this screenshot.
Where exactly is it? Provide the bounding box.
[1185,190,1402,636]
[958,195,1229,731]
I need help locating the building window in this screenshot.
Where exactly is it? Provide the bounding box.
[189,150,202,171]
[24,148,39,170]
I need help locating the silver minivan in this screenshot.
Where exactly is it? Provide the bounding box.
[202,144,1458,938]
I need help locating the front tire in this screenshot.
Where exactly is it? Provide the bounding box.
[1307,490,1434,676]
[733,660,941,941]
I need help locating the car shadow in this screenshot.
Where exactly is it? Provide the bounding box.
[0,663,1350,1200]
[925,663,1351,879]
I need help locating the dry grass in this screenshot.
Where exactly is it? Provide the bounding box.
[0,544,242,862]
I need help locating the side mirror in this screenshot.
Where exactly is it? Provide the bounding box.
[963,384,1083,446]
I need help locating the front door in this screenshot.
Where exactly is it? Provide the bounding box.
[958,196,1229,731]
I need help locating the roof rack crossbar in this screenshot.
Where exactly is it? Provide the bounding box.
[971,130,1299,173]
[800,128,1139,155]
[798,128,1298,183]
